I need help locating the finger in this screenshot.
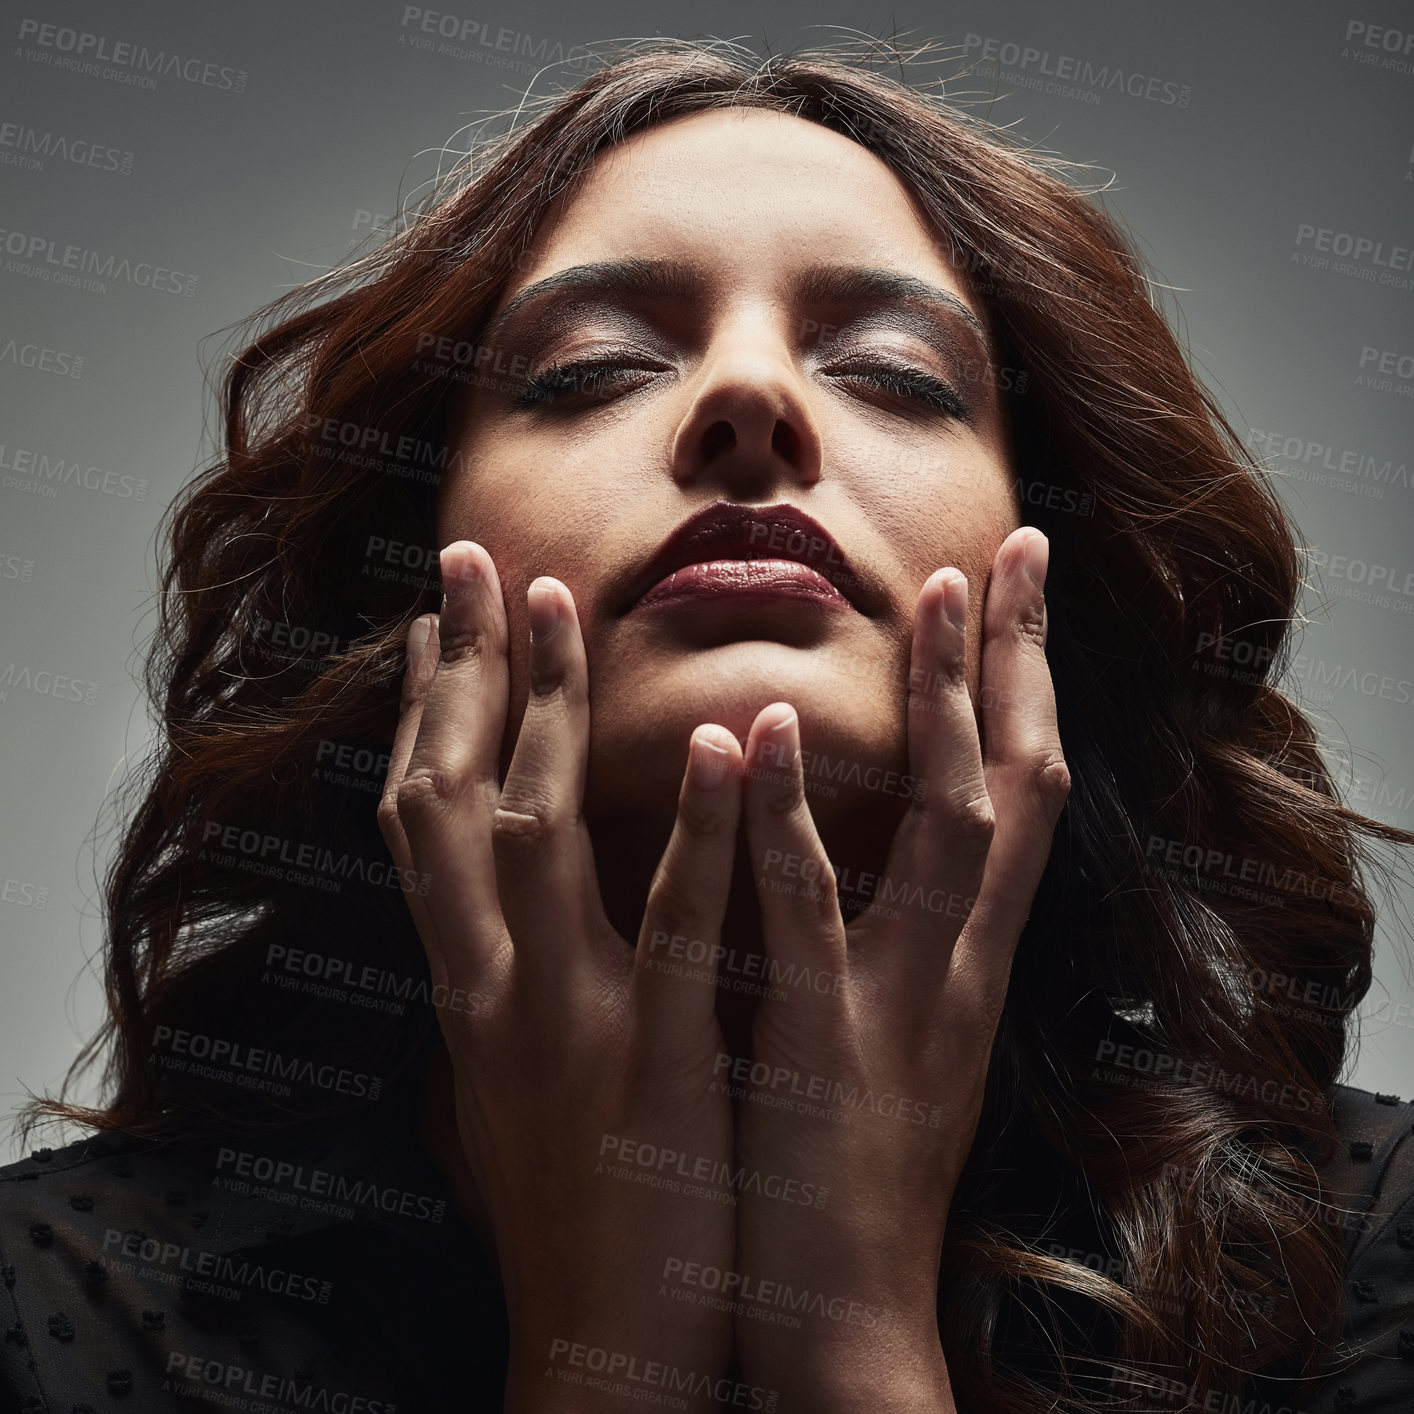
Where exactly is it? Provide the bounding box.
[377,613,441,945]
[851,568,993,991]
[952,528,1070,1005]
[741,704,848,1014]
[492,577,606,989]
[633,725,743,1055]
[392,540,511,984]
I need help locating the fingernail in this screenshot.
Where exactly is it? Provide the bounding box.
[1024,532,1049,591]
[762,710,800,770]
[406,616,432,669]
[440,542,481,607]
[689,731,732,789]
[767,710,798,740]
[941,571,968,631]
[527,582,562,644]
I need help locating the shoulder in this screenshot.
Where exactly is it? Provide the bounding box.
[1303,1082,1414,1413]
[0,1130,221,1412]
[0,1115,499,1412]
[1319,1083,1414,1261]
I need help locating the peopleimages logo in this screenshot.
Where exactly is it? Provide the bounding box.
[15,19,248,92]
[598,1133,829,1208]
[1144,830,1357,906]
[0,339,84,379]
[1249,426,1410,499]
[0,662,98,707]
[662,1257,882,1329]
[215,1147,446,1222]
[1092,1039,1323,1113]
[1293,223,1414,291]
[964,32,1191,106]
[711,1053,946,1128]
[0,226,197,296]
[152,1024,382,1100]
[201,820,430,897]
[398,7,592,74]
[163,1355,393,1413]
[547,1340,778,1411]
[0,120,134,175]
[1285,652,1414,708]
[102,1230,332,1305]
[1341,20,1414,75]
[0,442,146,502]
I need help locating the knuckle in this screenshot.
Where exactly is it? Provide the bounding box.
[797,887,837,933]
[1032,753,1072,813]
[395,769,454,824]
[491,799,567,868]
[910,661,969,719]
[644,871,707,945]
[491,803,548,844]
[773,851,839,918]
[802,866,841,921]
[528,667,587,711]
[1013,599,1047,647]
[762,774,804,818]
[399,673,427,713]
[931,653,969,692]
[375,791,403,843]
[434,623,492,669]
[675,787,728,841]
[949,791,997,854]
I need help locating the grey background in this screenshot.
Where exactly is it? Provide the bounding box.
[2,0,1411,1159]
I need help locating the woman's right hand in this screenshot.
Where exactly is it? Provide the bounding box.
[378,540,743,1413]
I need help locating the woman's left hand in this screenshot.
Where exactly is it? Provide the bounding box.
[726,526,1070,1412]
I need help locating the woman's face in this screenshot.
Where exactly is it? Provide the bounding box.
[439,107,1020,826]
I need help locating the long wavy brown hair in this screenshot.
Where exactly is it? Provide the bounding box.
[25,34,1414,1414]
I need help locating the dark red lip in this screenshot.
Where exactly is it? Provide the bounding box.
[619,503,882,616]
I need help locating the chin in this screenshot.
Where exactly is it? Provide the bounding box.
[583,658,908,829]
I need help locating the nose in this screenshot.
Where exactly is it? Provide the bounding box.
[668,316,824,493]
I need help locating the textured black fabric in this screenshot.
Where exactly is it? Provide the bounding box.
[1,1082,1410,1412]
[0,1094,507,1413]
[1274,1084,1414,1414]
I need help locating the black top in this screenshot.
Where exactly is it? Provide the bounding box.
[1,1082,1411,1413]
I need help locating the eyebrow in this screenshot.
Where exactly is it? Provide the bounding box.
[795,264,995,371]
[479,257,701,347]
[479,257,997,372]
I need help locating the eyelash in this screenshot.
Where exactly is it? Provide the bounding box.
[513,353,970,421]
[827,361,971,421]
[513,358,660,407]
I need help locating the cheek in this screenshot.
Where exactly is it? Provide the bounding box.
[438,409,683,618]
[438,446,581,582]
[865,458,1018,689]
[818,400,1015,547]
[435,459,557,695]
[435,440,641,730]
[868,456,1019,580]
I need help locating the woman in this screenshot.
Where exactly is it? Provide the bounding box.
[3,36,1411,1414]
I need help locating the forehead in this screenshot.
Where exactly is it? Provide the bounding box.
[518,107,970,305]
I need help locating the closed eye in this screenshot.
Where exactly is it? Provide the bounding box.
[514,356,667,407]
[512,352,971,422]
[824,361,971,422]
